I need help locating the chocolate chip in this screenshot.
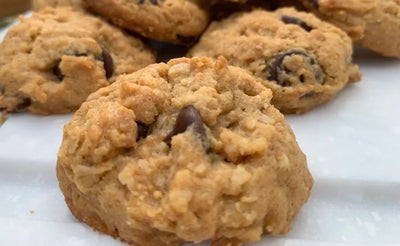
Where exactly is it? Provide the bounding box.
[267,50,323,86]
[15,98,31,111]
[281,15,312,32]
[176,35,198,46]
[52,59,64,81]
[101,48,114,79]
[149,0,158,4]
[137,0,145,3]
[136,122,148,141]
[165,105,206,145]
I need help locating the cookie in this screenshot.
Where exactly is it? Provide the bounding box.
[189,8,361,114]
[296,0,400,58]
[0,7,155,114]
[32,0,84,10]
[57,56,313,246]
[84,0,210,44]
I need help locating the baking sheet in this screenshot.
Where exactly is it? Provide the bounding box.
[1,17,400,246]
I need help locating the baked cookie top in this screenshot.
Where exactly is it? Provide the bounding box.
[84,0,210,44]
[57,57,313,246]
[33,0,85,11]
[297,0,400,58]
[189,8,361,114]
[0,7,155,114]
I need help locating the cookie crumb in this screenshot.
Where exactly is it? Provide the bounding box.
[215,56,228,70]
[29,210,35,214]
[153,191,163,199]
[265,225,274,232]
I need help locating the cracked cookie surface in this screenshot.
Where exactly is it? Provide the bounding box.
[84,0,210,44]
[57,57,313,246]
[189,8,361,114]
[0,7,155,114]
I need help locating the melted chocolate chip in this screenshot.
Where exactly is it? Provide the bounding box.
[268,50,306,86]
[281,15,312,32]
[15,98,31,111]
[165,105,206,145]
[268,50,322,87]
[149,0,158,4]
[137,0,145,3]
[52,59,64,81]
[136,122,148,141]
[101,48,114,79]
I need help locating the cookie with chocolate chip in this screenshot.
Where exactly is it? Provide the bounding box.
[189,8,361,114]
[0,7,155,114]
[57,56,313,246]
[33,0,84,10]
[296,0,400,58]
[84,0,210,44]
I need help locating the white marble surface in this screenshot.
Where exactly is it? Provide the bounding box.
[1,17,400,246]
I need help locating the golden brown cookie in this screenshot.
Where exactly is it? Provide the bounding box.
[32,0,85,10]
[57,57,313,246]
[297,0,400,58]
[0,7,155,114]
[84,0,210,44]
[189,8,361,114]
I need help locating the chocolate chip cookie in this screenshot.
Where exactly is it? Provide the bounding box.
[0,7,155,114]
[189,8,361,114]
[32,0,84,10]
[296,0,400,58]
[84,0,210,44]
[57,56,313,246]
